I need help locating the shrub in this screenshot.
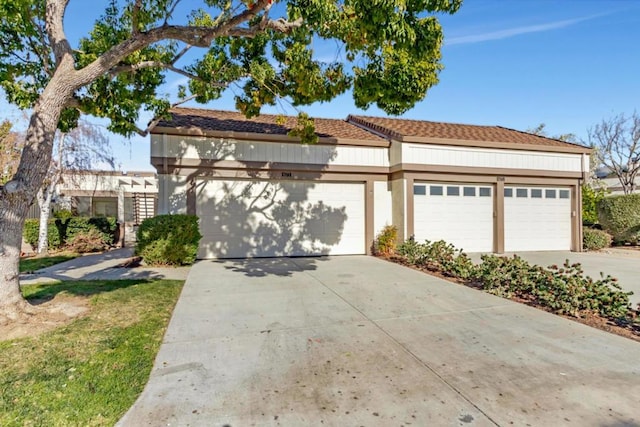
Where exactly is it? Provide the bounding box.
[67,228,109,253]
[583,228,612,251]
[582,184,607,225]
[474,255,631,319]
[373,225,397,256]
[23,217,117,250]
[598,194,640,244]
[398,239,476,280]
[135,214,202,266]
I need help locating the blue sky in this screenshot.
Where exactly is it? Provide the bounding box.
[3,0,640,171]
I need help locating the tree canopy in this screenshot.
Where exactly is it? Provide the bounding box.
[1,0,462,139]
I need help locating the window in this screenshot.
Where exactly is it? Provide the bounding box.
[430,185,443,196]
[479,187,492,197]
[531,189,542,198]
[447,186,460,196]
[545,189,556,198]
[516,188,528,198]
[414,185,426,196]
[463,187,476,197]
[504,188,513,197]
[559,190,570,199]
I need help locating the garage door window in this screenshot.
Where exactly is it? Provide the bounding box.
[414,185,426,195]
[463,187,476,197]
[504,188,513,197]
[447,186,460,196]
[479,187,492,197]
[531,189,542,198]
[559,190,570,199]
[516,188,528,198]
[430,185,443,196]
[545,189,556,198]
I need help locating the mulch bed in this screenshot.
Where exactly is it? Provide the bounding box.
[378,255,640,343]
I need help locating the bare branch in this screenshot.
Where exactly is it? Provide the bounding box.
[164,0,183,26]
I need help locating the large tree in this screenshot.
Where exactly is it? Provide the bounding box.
[0,120,22,185]
[0,0,461,321]
[588,112,640,195]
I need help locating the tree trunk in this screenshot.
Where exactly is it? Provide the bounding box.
[36,183,55,255]
[0,73,74,321]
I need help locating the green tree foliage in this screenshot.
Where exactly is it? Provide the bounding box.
[0,0,462,139]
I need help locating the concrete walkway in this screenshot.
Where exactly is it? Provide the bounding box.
[20,247,190,284]
[119,256,640,427]
[469,251,640,307]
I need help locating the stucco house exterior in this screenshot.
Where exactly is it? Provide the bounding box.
[150,107,591,258]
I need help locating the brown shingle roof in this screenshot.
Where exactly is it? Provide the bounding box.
[154,107,385,143]
[348,115,589,151]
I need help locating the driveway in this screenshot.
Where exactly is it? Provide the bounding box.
[469,251,640,307]
[119,256,640,427]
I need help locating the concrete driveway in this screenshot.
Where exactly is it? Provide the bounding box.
[119,256,640,427]
[469,251,640,307]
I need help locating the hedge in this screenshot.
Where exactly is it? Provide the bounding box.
[23,217,117,250]
[135,214,202,266]
[597,194,640,244]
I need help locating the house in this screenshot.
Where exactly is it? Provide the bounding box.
[37,170,158,243]
[150,108,591,258]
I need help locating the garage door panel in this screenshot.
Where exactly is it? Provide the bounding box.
[414,183,494,253]
[197,180,365,258]
[504,186,571,252]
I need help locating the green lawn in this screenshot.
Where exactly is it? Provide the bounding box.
[19,254,78,273]
[0,279,183,426]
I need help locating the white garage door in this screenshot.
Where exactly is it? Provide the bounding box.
[196,179,365,258]
[413,183,494,253]
[504,187,572,252]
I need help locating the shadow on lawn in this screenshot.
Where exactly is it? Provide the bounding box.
[23,279,158,304]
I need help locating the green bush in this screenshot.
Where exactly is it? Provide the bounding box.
[373,225,397,256]
[23,217,117,250]
[583,228,612,251]
[582,184,607,225]
[474,255,631,319]
[598,194,640,244]
[135,214,202,266]
[398,239,476,280]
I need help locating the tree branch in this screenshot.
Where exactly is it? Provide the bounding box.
[133,94,198,137]
[132,0,143,34]
[45,0,72,66]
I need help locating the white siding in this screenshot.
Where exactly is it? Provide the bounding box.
[373,181,393,236]
[158,174,187,214]
[401,143,583,173]
[152,135,389,168]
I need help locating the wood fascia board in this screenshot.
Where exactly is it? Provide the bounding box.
[391,163,583,179]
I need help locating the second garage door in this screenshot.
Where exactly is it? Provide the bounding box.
[504,186,572,252]
[196,179,365,258]
[413,182,494,252]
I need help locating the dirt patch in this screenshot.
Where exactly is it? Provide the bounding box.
[0,294,89,341]
[378,255,640,343]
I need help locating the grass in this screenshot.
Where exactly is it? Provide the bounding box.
[19,254,78,273]
[0,279,183,426]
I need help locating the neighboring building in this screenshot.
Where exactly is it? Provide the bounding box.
[600,176,639,196]
[150,107,591,258]
[30,170,158,243]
